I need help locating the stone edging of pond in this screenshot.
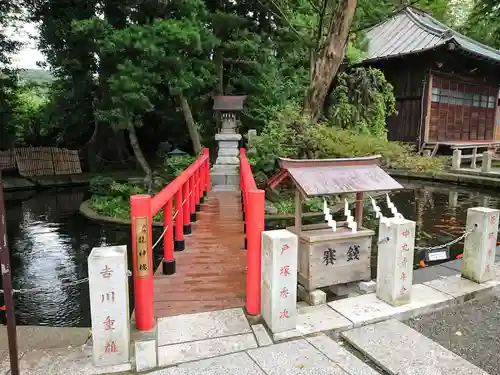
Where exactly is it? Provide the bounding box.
[79,200,164,227]
[3,171,144,192]
[388,169,500,189]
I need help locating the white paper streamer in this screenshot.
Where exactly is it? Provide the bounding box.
[323,199,337,232]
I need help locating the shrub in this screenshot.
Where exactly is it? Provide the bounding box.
[89,176,115,196]
[247,104,445,182]
[164,155,197,178]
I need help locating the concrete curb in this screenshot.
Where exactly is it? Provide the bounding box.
[388,169,500,189]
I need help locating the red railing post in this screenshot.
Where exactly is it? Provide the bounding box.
[204,148,210,193]
[183,181,191,234]
[130,194,155,331]
[162,199,175,275]
[174,189,185,251]
[194,168,201,212]
[189,175,196,222]
[198,164,204,206]
[246,189,265,316]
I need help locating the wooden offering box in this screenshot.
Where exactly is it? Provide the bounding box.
[288,223,374,291]
[276,155,403,294]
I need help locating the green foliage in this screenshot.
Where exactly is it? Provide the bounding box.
[9,85,54,146]
[73,2,216,133]
[88,177,162,220]
[89,176,115,196]
[164,155,197,178]
[462,0,500,49]
[89,196,132,219]
[272,196,333,214]
[274,197,295,215]
[248,103,445,183]
[328,68,396,138]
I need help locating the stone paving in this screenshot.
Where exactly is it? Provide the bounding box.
[2,261,500,375]
[407,282,500,374]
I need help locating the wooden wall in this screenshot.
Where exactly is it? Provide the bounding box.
[365,46,500,148]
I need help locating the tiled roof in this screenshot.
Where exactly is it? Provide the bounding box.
[364,7,500,63]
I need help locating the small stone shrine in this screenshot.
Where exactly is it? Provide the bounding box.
[277,156,403,303]
[211,95,246,191]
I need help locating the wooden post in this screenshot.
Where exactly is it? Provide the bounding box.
[355,192,363,228]
[0,172,20,375]
[246,190,265,315]
[294,189,302,233]
[130,194,154,331]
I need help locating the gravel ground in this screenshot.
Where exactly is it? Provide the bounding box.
[406,286,500,375]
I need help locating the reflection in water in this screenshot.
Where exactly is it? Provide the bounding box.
[382,179,500,261]
[1,188,162,327]
[267,179,500,270]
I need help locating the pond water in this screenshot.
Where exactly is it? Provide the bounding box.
[1,179,499,327]
[267,178,500,271]
[1,188,163,327]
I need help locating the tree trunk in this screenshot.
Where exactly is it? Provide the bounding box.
[214,47,224,131]
[180,94,202,154]
[304,0,357,122]
[128,125,153,190]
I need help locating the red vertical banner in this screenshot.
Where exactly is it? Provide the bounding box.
[162,199,175,275]
[130,194,154,331]
[246,189,265,315]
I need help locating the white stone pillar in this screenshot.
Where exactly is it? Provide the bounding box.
[481,151,492,173]
[261,229,298,333]
[452,149,462,170]
[462,207,500,283]
[88,245,130,367]
[376,218,416,306]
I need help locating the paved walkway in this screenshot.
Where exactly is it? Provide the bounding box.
[3,266,500,375]
[153,191,246,318]
[407,285,500,374]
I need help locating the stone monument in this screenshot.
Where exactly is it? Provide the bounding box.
[462,207,499,283]
[376,217,416,306]
[211,95,246,191]
[261,229,298,333]
[88,245,130,367]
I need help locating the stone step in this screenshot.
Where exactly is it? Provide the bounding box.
[211,171,240,186]
[212,165,239,173]
[342,319,489,375]
[156,308,256,367]
[307,334,382,375]
[215,156,239,165]
[211,185,240,192]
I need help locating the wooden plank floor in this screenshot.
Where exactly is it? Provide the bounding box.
[153,191,246,318]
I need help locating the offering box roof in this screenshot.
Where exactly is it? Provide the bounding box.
[278,155,403,197]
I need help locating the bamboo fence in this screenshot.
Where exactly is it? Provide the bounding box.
[0,147,82,176]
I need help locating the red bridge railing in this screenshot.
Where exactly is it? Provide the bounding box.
[130,148,210,331]
[240,149,265,316]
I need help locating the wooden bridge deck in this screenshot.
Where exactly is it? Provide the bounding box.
[153,191,246,318]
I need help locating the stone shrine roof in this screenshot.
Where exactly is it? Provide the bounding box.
[213,96,247,111]
[278,156,403,197]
